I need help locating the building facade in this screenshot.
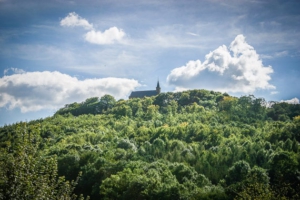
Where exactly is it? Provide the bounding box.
[129,81,161,99]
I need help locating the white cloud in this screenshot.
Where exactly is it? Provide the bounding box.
[260,50,289,59]
[167,34,275,93]
[85,27,126,45]
[60,12,93,30]
[0,71,139,112]
[4,68,26,76]
[274,50,288,57]
[280,97,299,104]
[60,12,125,45]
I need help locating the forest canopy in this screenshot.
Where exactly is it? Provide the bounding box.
[1,89,299,199]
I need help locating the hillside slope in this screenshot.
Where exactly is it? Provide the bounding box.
[1,89,300,199]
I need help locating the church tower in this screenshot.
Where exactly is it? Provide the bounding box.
[156,80,161,94]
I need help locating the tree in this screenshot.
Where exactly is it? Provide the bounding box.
[268,151,300,198]
[224,160,251,196]
[115,100,133,117]
[154,92,174,113]
[267,102,291,121]
[0,123,82,200]
[145,105,160,120]
[224,161,273,199]
[234,166,273,199]
[100,161,181,200]
[98,94,116,113]
[218,96,237,120]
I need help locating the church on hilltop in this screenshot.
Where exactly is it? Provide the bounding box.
[129,81,161,99]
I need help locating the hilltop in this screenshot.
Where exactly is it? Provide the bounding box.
[1,89,300,199]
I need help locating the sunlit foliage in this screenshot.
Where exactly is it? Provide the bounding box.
[1,89,299,199]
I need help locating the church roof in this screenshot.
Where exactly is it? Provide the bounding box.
[129,81,161,98]
[129,90,158,98]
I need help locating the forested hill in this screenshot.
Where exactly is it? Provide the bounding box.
[1,89,300,199]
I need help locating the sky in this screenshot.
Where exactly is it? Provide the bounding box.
[0,0,299,126]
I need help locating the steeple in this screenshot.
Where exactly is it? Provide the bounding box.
[156,80,161,94]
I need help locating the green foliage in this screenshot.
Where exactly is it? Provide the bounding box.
[1,89,300,199]
[0,123,82,200]
[268,102,300,121]
[100,161,181,199]
[268,151,300,198]
[225,160,251,185]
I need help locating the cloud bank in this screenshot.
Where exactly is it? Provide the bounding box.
[0,71,139,112]
[60,12,125,44]
[167,35,275,93]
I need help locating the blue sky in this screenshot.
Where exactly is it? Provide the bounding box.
[0,0,299,126]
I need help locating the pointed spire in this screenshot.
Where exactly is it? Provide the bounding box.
[156,79,161,94]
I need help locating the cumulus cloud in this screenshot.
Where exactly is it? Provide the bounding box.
[85,27,126,45]
[60,12,125,44]
[0,71,139,112]
[167,34,275,93]
[280,97,299,104]
[60,12,93,30]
